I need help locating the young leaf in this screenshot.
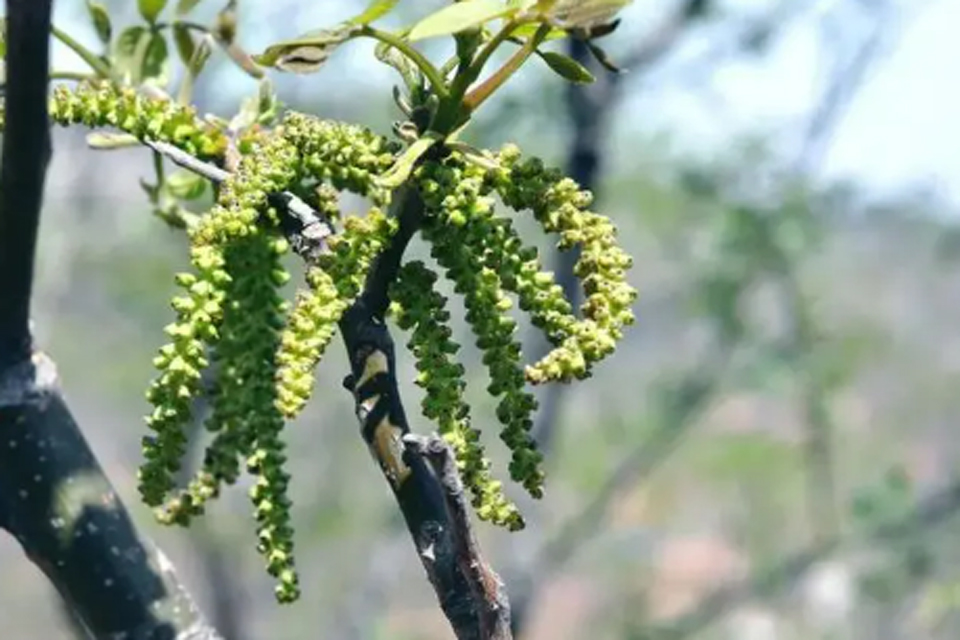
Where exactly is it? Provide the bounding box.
[408,0,513,42]
[509,22,567,41]
[112,25,149,83]
[172,23,195,66]
[176,0,205,15]
[275,46,333,74]
[348,0,400,26]
[86,1,112,45]
[166,169,207,200]
[546,0,632,30]
[537,50,594,83]
[138,0,168,24]
[376,132,441,189]
[255,26,355,70]
[585,39,622,73]
[141,31,170,86]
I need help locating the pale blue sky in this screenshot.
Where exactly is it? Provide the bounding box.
[48,0,960,205]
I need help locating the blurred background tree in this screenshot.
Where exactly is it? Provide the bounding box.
[7,0,960,638]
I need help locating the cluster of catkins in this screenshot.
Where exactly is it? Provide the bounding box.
[29,80,636,602]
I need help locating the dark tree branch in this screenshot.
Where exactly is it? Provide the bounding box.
[0,0,53,367]
[0,6,222,637]
[129,130,500,639]
[406,434,513,640]
[0,356,223,639]
[337,182,491,640]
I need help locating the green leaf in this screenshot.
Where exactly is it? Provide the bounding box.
[141,31,170,86]
[537,50,594,83]
[112,26,148,82]
[408,1,512,42]
[0,18,7,58]
[165,169,207,200]
[138,0,168,24]
[86,1,112,45]
[176,0,205,15]
[255,26,355,73]
[376,132,441,189]
[348,0,400,26]
[114,26,169,85]
[172,23,195,66]
[585,39,622,73]
[375,40,418,90]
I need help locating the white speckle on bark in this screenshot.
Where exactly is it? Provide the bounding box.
[33,474,42,482]
[86,522,99,534]
[110,546,120,556]
[50,517,65,529]
[156,549,176,574]
[8,440,16,448]
[104,578,114,587]
[18,490,28,499]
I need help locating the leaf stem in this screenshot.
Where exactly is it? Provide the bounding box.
[463,23,551,112]
[50,25,116,82]
[359,26,449,101]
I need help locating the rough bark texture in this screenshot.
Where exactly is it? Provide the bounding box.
[0,356,224,639]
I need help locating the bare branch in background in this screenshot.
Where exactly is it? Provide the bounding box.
[651,476,960,640]
[511,347,731,635]
[794,0,895,174]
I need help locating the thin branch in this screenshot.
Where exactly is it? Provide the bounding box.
[793,3,892,174]
[337,181,489,639]
[143,139,334,261]
[405,433,513,640]
[651,477,960,640]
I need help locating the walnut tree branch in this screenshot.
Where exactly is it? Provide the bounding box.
[336,181,497,640]
[405,433,512,640]
[0,4,223,637]
[0,0,53,367]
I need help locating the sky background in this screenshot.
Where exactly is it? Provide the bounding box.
[47,0,960,205]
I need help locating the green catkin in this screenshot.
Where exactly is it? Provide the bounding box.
[156,230,291,525]
[416,159,546,499]
[486,144,637,384]
[279,112,399,206]
[19,80,639,603]
[275,209,398,419]
[390,261,524,530]
[47,81,227,160]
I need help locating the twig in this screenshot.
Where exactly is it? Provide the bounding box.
[793,2,892,174]
[143,139,334,261]
[337,182,491,639]
[405,433,513,640]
